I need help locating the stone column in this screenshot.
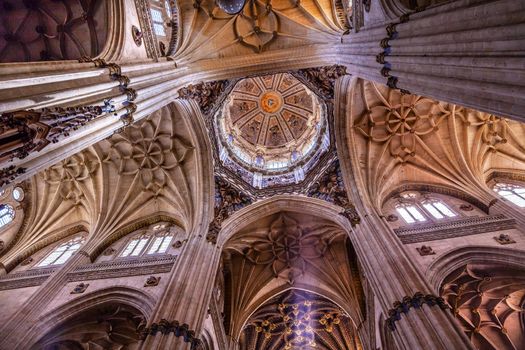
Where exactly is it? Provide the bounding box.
[349,209,474,350]
[139,235,221,349]
[339,0,525,122]
[0,248,93,349]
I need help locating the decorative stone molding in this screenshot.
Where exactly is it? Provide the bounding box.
[0,165,27,188]
[386,214,398,222]
[132,25,143,46]
[133,0,161,58]
[141,319,202,348]
[394,214,515,244]
[102,247,116,256]
[70,282,89,294]
[459,204,474,211]
[178,80,228,116]
[376,8,427,94]
[21,257,33,266]
[386,292,448,331]
[417,245,435,256]
[307,160,360,226]
[69,256,176,282]
[0,267,57,291]
[295,65,347,100]
[0,256,176,291]
[144,276,161,287]
[493,233,516,245]
[206,176,253,244]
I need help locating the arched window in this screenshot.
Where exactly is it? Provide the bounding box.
[493,183,525,207]
[150,0,172,37]
[0,204,15,228]
[422,200,457,219]
[120,224,174,258]
[395,203,426,224]
[37,236,85,267]
[393,192,458,224]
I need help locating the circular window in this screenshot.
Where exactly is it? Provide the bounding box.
[12,187,24,202]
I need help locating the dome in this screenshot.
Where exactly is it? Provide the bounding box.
[216,73,329,188]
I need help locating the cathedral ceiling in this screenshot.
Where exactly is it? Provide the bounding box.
[441,264,525,350]
[343,78,525,210]
[174,0,348,63]
[239,289,361,350]
[222,212,365,340]
[0,104,206,268]
[0,0,108,63]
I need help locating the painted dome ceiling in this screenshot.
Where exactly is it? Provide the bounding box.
[216,73,329,188]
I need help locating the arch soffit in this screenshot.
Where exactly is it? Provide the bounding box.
[333,76,369,211]
[172,99,215,234]
[486,169,525,186]
[25,286,156,347]
[233,285,361,342]
[218,195,351,247]
[426,245,525,292]
[380,182,491,214]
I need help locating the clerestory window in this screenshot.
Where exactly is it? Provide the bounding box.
[120,225,173,258]
[37,236,85,267]
[393,192,458,224]
[493,183,525,207]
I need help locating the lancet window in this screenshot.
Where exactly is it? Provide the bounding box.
[493,183,525,207]
[37,236,85,267]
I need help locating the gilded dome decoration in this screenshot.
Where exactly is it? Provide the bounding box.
[217,73,329,188]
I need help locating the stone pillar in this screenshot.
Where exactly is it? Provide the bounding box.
[350,211,474,350]
[340,0,525,122]
[0,249,93,349]
[139,235,221,349]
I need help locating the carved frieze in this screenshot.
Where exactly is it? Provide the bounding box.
[307,160,360,226]
[296,65,347,99]
[178,80,228,116]
[207,177,253,244]
[0,102,115,164]
[394,214,516,244]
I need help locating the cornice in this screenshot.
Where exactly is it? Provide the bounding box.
[0,255,177,291]
[394,214,515,244]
